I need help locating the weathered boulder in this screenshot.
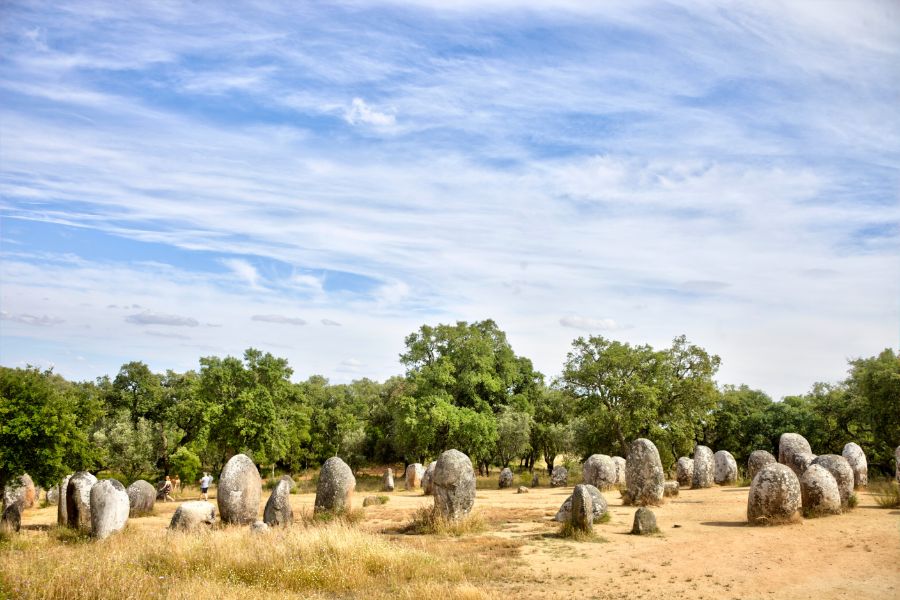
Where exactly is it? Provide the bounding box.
[169,501,216,531]
[382,468,395,492]
[583,454,617,490]
[517,486,529,494]
[778,433,813,476]
[263,475,294,527]
[66,472,98,531]
[664,481,679,497]
[810,455,854,509]
[748,450,776,482]
[57,474,72,527]
[841,443,868,488]
[126,480,156,516]
[315,456,356,514]
[218,454,262,525]
[90,479,129,540]
[250,521,269,534]
[692,445,714,489]
[790,452,817,476]
[46,486,59,505]
[625,438,665,506]
[432,449,476,522]
[747,463,801,525]
[422,461,437,495]
[550,465,568,487]
[675,457,693,488]
[531,473,540,488]
[498,467,514,489]
[1,503,22,533]
[631,507,658,535]
[405,463,425,490]
[570,484,593,533]
[800,464,842,517]
[714,450,738,485]
[612,456,627,486]
[3,474,36,511]
[555,484,609,523]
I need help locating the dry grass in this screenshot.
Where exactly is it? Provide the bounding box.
[0,522,488,600]
[869,481,900,509]
[401,506,486,536]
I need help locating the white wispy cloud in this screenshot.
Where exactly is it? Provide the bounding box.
[221,259,261,288]
[125,311,199,327]
[344,98,396,127]
[251,314,307,326]
[0,310,65,326]
[321,319,342,327]
[559,316,624,331]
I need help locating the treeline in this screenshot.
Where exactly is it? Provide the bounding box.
[1,320,897,493]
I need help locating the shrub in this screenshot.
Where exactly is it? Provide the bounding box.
[402,506,485,536]
[869,481,900,508]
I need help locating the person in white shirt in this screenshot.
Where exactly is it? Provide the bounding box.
[198,473,213,500]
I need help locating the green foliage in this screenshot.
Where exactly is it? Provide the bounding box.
[494,407,533,467]
[170,446,202,482]
[531,388,574,474]
[91,413,158,482]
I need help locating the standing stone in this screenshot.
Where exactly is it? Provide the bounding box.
[66,471,98,531]
[790,452,817,476]
[218,454,262,525]
[382,468,395,492]
[714,450,738,485]
[550,465,568,487]
[422,461,437,495]
[405,463,425,490]
[498,467,514,489]
[169,501,216,531]
[432,449,476,522]
[778,433,813,476]
[263,475,294,527]
[3,474,36,511]
[612,456,627,486]
[675,457,694,488]
[800,464,842,517]
[810,455,855,509]
[90,479,129,540]
[46,486,59,505]
[570,484,593,533]
[664,481,680,497]
[748,450,776,482]
[554,484,609,523]
[747,463,801,525]
[841,443,868,488]
[57,474,72,527]
[126,480,156,516]
[315,457,355,514]
[692,445,714,489]
[583,454,617,490]
[531,473,539,488]
[625,438,665,506]
[1,504,22,533]
[631,507,658,535]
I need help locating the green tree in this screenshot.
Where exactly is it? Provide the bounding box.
[494,406,532,467]
[169,446,202,483]
[531,387,574,474]
[845,349,900,474]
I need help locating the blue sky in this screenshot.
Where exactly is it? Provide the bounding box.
[1,0,898,398]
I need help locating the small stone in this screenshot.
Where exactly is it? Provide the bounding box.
[90,479,130,540]
[554,484,608,523]
[126,480,156,516]
[422,461,437,495]
[249,521,269,534]
[631,507,658,535]
[66,471,98,531]
[218,454,262,525]
[498,467,514,489]
[714,450,738,485]
[382,468,395,492]
[692,445,714,489]
[169,501,217,531]
[800,464,842,517]
[405,463,425,490]
[432,449,476,522]
[747,450,776,482]
[841,443,868,489]
[570,484,593,532]
[664,481,679,497]
[315,457,356,514]
[810,454,855,509]
[747,463,801,525]
[550,466,568,487]
[583,454,617,490]
[675,457,694,488]
[517,486,529,494]
[263,475,294,527]
[778,433,813,476]
[625,438,665,506]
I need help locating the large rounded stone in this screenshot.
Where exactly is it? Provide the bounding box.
[1,503,21,533]
[90,479,129,540]
[554,484,609,523]
[747,463,801,525]
[405,463,424,490]
[612,457,627,486]
[570,484,593,533]
[382,468,395,492]
[66,472,98,531]
[675,457,694,488]
[790,452,817,476]
[432,449,476,522]
[624,439,664,506]
[315,456,355,514]
[218,454,262,525]
[3,474,36,511]
[263,475,294,527]
[550,465,568,487]
[778,433,813,476]
[800,464,842,517]
[714,450,738,485]
[841,443,868,488]
[583,454,617,490]
[810,454,854,509]
[422,461,437,495]
[126,480,156,516]
[169,501,216,531]
[692,445,714,489]
[631,507,658,535]
[57,474,72,527]
[748,450,776,481]
[498,467,514,489]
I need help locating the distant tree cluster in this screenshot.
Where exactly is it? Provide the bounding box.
[1,320,897,493]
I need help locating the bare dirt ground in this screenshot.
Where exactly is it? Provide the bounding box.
[19,482,899,600]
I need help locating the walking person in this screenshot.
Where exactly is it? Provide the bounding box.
[159,476,174,502]
[199,472,213,501]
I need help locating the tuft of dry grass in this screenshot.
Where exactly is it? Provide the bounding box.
[401,506,486,536]
[556,521,608,542]
[869,481,900,508]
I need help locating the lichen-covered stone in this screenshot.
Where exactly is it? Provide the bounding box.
[664,481,679,497]
[432,449,476,522]
[748,450,776,481]
[46,486,59,506]
[550,465,568,487]
[126,480,156,516]
[66,472,98,531]
[570,484,593,532]
[675,457,693,488]
[747,463,801,525]
[555,484,609,523]
[714,450,738,485]
[800,464,842,517]
[1,503,21,533]
[778,433,813,476]
[498,467,514,489]
[3,474,36,511]
[250,521,269,534]
[810,454,854,509]
[631,507,658,535]
[583,454,617,490]
[517,486,529,494]
[90,479,129,540]
[790,452,817,476]
[382,468,395,492]
[625,438,665,506]
[57,474,72,527]
[612,456,627,486]
[263,475,294,527]
[841,443,868,488]
[169,501,216,531]
[405,463,424,490]
[422,461,437,495]
[692,445,714,489]
[218,454,262,525]
[315,456,355,514]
